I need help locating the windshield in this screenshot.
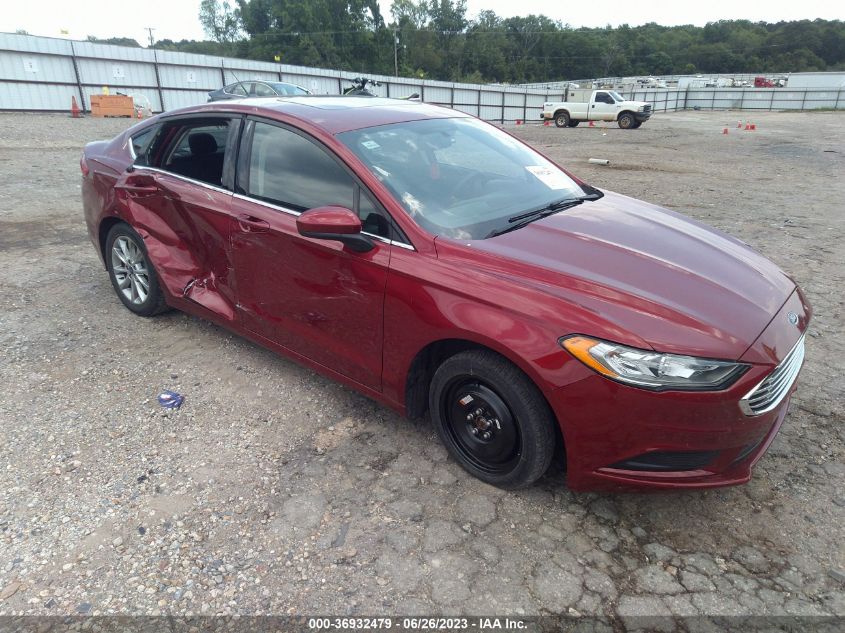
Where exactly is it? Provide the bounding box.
[608,91,625,102]
[337,117,589,240]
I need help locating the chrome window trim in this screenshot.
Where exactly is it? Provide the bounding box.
[739,334,806,416]
[135,165,232,196]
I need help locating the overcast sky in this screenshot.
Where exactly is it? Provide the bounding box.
[1,0,841,46]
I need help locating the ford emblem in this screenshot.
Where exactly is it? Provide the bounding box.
[787,312,799,325]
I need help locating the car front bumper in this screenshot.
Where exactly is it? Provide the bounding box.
[635,111,652,122]
[551,374,795,491]
[550,289,809,492]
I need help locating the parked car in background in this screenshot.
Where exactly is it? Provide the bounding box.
[542,89,652,128]
[80,96,809,492]
[208,80,311,101]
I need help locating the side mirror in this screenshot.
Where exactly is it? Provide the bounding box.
[296,206,374,252]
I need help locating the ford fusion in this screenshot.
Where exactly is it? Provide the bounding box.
[81,97,810,491]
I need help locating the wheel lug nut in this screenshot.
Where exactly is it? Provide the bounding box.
[466,413,474,421]
[471,427,479,436]
[482,431,492,440]
[474,408,483,416]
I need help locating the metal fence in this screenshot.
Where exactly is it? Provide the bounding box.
[1,33,842,121]
[0,32,562,123]
[619,87,843,112]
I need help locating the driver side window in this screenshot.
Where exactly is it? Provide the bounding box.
[244,121,393,239]
[595,92,613,104]
[254,83,275,97]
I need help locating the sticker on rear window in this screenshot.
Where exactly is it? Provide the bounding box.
[526,165,571,190]
[361,140,380,150]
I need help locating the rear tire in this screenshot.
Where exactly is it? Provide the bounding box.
[618,112,636,129]
[554,111,570,128]
[105,223,169,317]
[429,350,556,489]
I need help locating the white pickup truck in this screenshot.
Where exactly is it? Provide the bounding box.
[541,89,653,129]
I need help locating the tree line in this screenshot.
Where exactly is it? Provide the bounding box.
[98,1,845,83]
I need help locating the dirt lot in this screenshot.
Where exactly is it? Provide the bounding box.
[0,110,843,623]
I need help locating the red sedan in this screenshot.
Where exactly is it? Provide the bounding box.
[81,97,810,491]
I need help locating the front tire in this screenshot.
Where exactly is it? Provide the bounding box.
[105,223,168,317]
[618,112,636,129]
[554,111,570,128]
[567,120,580,127]
[429,350,556,489]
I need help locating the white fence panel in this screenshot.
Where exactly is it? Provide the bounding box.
[1,33,843,119]
[77,58,157,88]
[0,50,75,83]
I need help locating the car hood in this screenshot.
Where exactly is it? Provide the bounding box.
[460,190,796,360]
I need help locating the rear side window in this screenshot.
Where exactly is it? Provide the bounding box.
[129,127,155,160]
[160,121,231,187]
[246,122,354,211]
[227,83,248,96]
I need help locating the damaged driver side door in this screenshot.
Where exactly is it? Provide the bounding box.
[115,115,242,322]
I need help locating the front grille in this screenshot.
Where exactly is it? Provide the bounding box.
[643,105,652,112]
[740,335,805,416]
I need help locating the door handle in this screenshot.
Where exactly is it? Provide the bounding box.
[118,184,159,195]
[115,178,159,197]
[237,214,270,233]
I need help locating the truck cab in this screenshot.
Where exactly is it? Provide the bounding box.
[542,89,652,129]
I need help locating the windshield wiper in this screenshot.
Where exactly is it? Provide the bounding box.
[487,193,602,238]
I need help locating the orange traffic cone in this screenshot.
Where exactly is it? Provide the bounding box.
[750,123,756,130]
[136,108,143,120]
[588,120,595,127]
[722,128,728,135]
[543,120,549,126]
[515,119,522,125]
[71,96,81,118]
[737,121,742,128]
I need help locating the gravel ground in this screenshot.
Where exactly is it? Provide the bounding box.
[0,110,843,623]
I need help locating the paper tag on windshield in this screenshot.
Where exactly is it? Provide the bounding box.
[526,165,570,190]
[361,140,380,150]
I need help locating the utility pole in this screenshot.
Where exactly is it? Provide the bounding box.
[145,27,155,48]
[393,27,399,77]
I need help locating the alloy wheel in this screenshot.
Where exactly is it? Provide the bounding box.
[111,236,150,305]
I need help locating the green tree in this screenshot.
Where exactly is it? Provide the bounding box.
[199,0,244,44]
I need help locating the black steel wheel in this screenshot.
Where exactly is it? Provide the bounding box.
[442,379,521,475]
[429,350,557,489]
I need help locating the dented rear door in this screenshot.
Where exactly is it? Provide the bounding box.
[114,115,241,323]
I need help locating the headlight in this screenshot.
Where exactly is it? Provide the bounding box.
[637,106,645,112]
[560,335,748,391]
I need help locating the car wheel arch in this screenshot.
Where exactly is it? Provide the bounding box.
[98,216,126,269]
[403,338,557,416]
[404,337,566,464]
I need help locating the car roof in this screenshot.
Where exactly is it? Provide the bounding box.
[166,96,469,135]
